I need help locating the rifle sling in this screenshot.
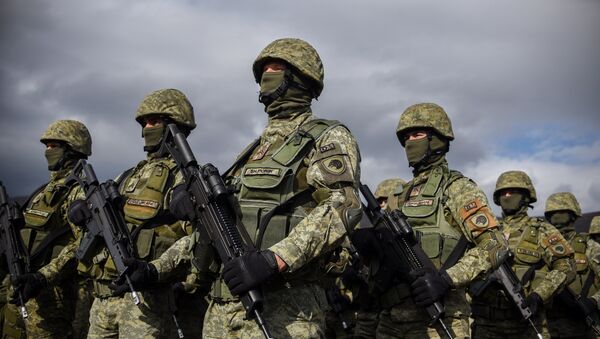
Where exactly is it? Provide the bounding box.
[255,188,315,249]
[440,234,469,271]
[521,260,545,286]
[581,270,596,298]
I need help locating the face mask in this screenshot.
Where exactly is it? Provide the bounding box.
[259,71,288,106]
[143,125,165,152]
[45,147,65,171]
[549,211,572,228]
[405,138,430,167]
[499,192,524,215]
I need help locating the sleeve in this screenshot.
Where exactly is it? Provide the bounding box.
[532,224,575,302]
[586,239,600,306]
[38,238,79,284]
[443,178,509,287]
[268,125,362,273]
[151,234,194,282]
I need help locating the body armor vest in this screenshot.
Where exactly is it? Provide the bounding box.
[22,176,76,270]
[564,231,598,296]
[77,158,184,287]
[393,165,464,268]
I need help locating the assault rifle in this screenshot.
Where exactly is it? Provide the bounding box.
[359,184,454,339]
[158,123,273,339]
[0,182,29,319]
[469,252,543,339]
[65,160,140,305]
[561,287,600,336]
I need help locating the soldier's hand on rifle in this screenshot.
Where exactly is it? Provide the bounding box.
[409,267,453,307]
[169,184,196,221]
[524,292,543,316]
[10,272,47,304]
[223,250,278,295]
[109,258,158,296]
[67,199,91,229]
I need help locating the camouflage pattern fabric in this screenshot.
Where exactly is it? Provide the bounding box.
[586,238,600,306]
[203,283,327,339]
[135,88,196,130]
[395,103,454,141]
[71,278,93,339]
[373,178,405,200]
[589,216,600,235]
[545,192,582,217]
[40,120,92,156]
[253,38,324,97]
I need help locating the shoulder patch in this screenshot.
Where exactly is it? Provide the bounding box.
[319,142,336,153]
[251,141,271,161]
[459,198,485,221]
[321,155,346,175]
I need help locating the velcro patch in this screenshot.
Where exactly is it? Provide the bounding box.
[244,168,280,176]
[321,155,347,175]
[459,198,485,221]
[517,247,541,258]
[319,143,336,153]
[126,198,159,209]
[410,185,423,197]
[26,209,50,218]
[404,199,434,207]
[251,142,271,161]
[576,259,587,264]
[469,213,490,228]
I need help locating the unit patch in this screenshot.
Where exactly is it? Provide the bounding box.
[251,142,271,161]
[126,198,159,209]
[469,213,490,228]
[321,155,346,175]
[517,247,541,258]
[26,209,50,218]
[244,167,280,176]
[404,199,434,207]
[319,143,336,153]
[410,185,423,197]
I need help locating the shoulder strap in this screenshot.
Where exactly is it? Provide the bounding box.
[28,226,71,263]
[581,269,596,298]
[21,182,49,211]
[223,138,261,178]
[116,167,135,192]
[441,235,469,271]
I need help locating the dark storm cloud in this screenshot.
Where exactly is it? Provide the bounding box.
[1,0,599,212]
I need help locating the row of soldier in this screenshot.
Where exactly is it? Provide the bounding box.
[0,37,597,339]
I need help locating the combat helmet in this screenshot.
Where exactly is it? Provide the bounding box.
[545,192,582,217]
[135,89,196,130]
[396,103,455,145]
[40,120,92,156]
[253,38,324,98]
[590,216,600,235]
[493,170,537,204]
[375,178,406,199]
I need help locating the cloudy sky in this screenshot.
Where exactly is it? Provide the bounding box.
[1,0,599,216]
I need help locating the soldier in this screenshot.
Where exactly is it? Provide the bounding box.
[469,171,575,338]
[354,103,508,338]
[374,178,405,210]
[117,38,363,338]
[5,120,93,338]
[545,192,598,338]
[14,89,206,338]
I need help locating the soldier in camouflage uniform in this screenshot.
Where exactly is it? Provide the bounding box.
[374,178,405,210]
[354,103,509,338]
[469,171,576,339]
[544,192,598,338]
[120,38,363,338]
[5,120,93,339]
[18,90,206,338]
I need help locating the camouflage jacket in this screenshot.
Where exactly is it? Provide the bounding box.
[584,238,600,306]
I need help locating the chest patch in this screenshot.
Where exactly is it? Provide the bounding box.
[410,185,423,197]
[404,199,434,207]
[517,247,541,258]
[26,209,50,218]
[251,142,271,161]
[126,198,159,209]
[244,167,280,176]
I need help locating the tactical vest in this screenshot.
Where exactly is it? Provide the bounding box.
[509,217,549,290]
[22,177,77,270]
[565,231,598,296]
[77,158,185,290]
[393,166,465,268]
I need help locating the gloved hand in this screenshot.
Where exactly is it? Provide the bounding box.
[68,199,91,229]
[524,292,544,316]
[10,272,47,305]
[409,267,452,307]
[351,228,383,260]
[169,185,196,221]
[109,258,158,296]
[223,250,278,296]
[579,297,597,316]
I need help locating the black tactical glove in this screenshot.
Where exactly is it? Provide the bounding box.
[351,227,383,260]
[169,184,196,221]
[409,267,453,307]
[524,292,544,316]
[223,250,278,296]
[10,272,47,304]
[579,297,597,316]
[68,199,91,229]
[109,258,158,296]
